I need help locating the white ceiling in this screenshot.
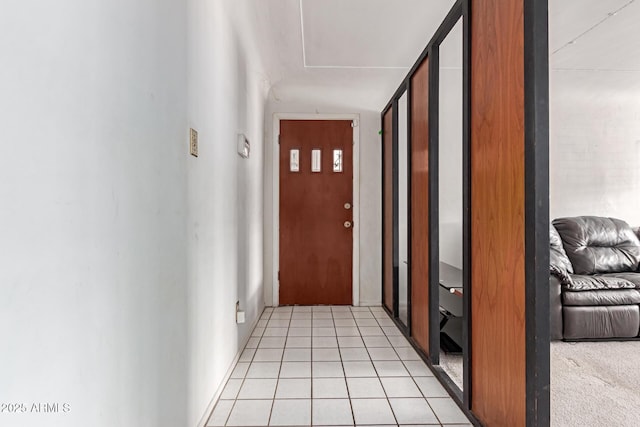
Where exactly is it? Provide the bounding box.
[231,0,640,110]
[550,0,640,70]
[301,0,456,68]
[237,0,457,108]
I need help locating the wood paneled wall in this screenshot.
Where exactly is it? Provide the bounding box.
[410,59,431,354]
[470,0,526,425]
[383,109,394,313]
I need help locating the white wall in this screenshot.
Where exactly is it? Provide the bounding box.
[0,1,269,426]
[438,68,464,269]
[550,70,640,225]
[186,0,269,425]
[263,86,383,307]
[438,20,464,269]
[0,1,188,426]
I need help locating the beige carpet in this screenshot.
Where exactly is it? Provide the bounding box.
[551,341,640,427]
[439,352,463,391]
[436,342,640,425]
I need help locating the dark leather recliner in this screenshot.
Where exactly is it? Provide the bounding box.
[550,216,640,340]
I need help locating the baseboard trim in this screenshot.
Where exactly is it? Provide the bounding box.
[196,307,264,427]
[359,300,383,307]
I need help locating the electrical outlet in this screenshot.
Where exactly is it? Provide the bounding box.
[190,128,198,157]
[236,301,245,324]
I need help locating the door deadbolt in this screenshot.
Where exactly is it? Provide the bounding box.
[344,202,351,210]
[344,221,352,228]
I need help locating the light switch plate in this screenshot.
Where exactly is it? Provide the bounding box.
[190,128,198,157]
[236,311,246,324]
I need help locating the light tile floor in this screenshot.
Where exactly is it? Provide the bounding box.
[207,305,472,427]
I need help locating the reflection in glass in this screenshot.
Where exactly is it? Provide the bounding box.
[398,91,409,326]
[437,18,464,391]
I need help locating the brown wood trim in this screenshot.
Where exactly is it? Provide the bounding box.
[410,58,430,354]
[470,0,526,425]
[383,109,394,312]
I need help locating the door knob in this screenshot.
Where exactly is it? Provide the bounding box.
[344,202,351,210]
[344,221,352,228]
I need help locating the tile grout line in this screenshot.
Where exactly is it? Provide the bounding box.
[385,316,425,426]
[266,307,291,426]
[335,307,356,426]
[379,310,427,399]
[378,310,440,424]
[212,306,470,427]
[310,307,315,425]
[378,307,448,426]
[223,307,272,426]
[365,306,400,427]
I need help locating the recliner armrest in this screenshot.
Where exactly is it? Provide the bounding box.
[550,275,563,340]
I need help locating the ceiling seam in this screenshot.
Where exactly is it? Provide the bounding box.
[298,0,414,70]
[304,65,411,70]
[552,0,636,56]
[299,0,307,67]
[552,68,640,72]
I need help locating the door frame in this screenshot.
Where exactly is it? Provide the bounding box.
[272,113,361,307]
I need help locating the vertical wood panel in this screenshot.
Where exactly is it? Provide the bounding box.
[470,0,526,425]
[383,109,394,312]
[410,59,430,354]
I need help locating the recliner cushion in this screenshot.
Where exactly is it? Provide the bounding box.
[605,272,640,288]
[566,273,637,291]
[553,216,640,274]
[550,224,573,274]
[563,305,640,339]
[563,289,640,306]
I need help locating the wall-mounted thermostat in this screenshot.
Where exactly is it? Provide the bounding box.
[237,134,250,159]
